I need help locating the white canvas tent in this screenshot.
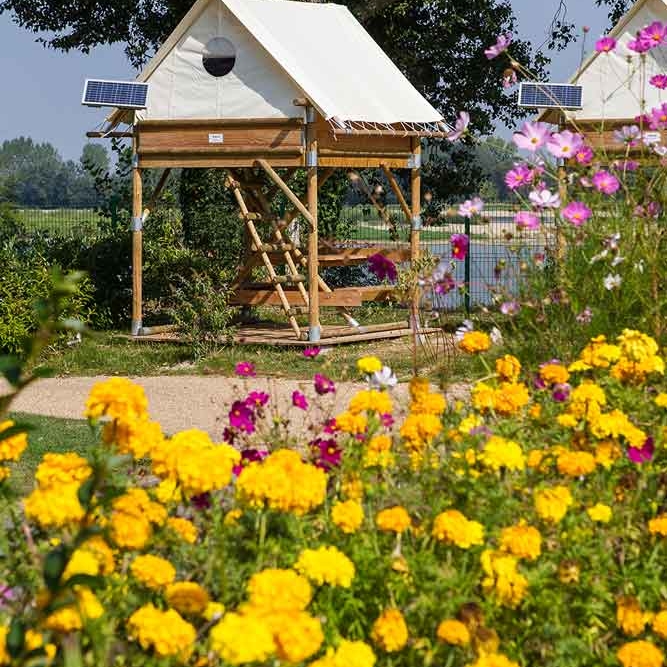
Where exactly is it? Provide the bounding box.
[540,0,667,125]
[111,0,444,129]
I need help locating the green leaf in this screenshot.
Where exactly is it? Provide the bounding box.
[6,618,25,658]
[43,546,69,591]
[0,356,22,387]
[62,574,105,591]
[77,478,95,508]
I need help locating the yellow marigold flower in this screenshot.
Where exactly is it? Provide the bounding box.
[24,484,85,528]
[224,509,243,526]
[154,478,182,504]
[128,604,196,660]
[652,611,667,639]
[458,414,483,435]
[357,356,383,374]
[85,377,148,421]
[342,475,364,501]
[34,452,92,489]
[110,511,152,550]
[247,569,312,613]
[400,413,442,451]
[617,597,651,637]
[273,611,324,663]
[656,393,667,408]
[617,640,664,667]
[365,434,394,468]
[210,611,275,665]
[432,509,484,548]
[557,414,578,428]
[649,514,667,536]
[371,608,408,653]
[131,555,176,590]
[571,381,606,406]
[79,536,115,575]
[578,335,621,369]
[587,503,612,523]
[471,381,495,412]
[113,487,166,524]
[409,377,430,401]
[539,363,570,385]
[0,421,27,462]
[349,390,393,415]
[152,429,240,496]
[468,654,520,667]
[331,499,364,534]
[480,550,528,609]
[236,450,326,516]
[204,602,225,622]
[534,486,573,523]
[499,523,542,560]
[103,417,163,459]
[376,506,411,534]
[480,436,525,472]
[459,331,491,354]
[557,450,596,477]
[526,449,545,469]
[295,546,355,588]
[495,354,521,382]
[617,329,660,363]
[0,627,8,666]
[63,549,100,581]
[589,409,646,448]
[167,517,197,544]
[166,582,209,615]
[331,640,376,667]
[436,619,470,646]
[335,411,368,435]
[595,440,622,468]
[410,392,447,416]
[529,404,542,420]
[45,588,104,632]
[612,356,665,383]
[494,382,530,416]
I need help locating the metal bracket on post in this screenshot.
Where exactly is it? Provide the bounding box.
[131,319,142,337]
[306,149,318,167]
[132,154,139,169]
[411,215,423,231]
[309,325,321,343]
[131,217,143,232]
[408,152,422,169]
[306,107,317,124]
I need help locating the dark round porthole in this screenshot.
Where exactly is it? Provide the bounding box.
[203,37,236,77]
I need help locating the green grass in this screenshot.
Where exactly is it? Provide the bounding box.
[8,413,98,492]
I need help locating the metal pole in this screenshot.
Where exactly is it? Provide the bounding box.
[464,215,471,314]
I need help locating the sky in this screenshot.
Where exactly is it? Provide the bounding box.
[0,0,613,161]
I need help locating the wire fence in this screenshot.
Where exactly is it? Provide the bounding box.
[10,203,556,312]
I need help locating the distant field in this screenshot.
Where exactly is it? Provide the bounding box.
[18,207,106,237]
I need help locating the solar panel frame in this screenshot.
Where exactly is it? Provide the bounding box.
[82,79,150,109]
[518,82,583,110]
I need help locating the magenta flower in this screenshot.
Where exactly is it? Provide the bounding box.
[322,417,338,434]
[450,233,470,261]
[547,130,584,159]
[500,301,520,316]
[595,36,617,53]
[245,391,270,409]
[229,401,256,434]
[446,111,470,142]
[235,361,256,378]
[592,170,620,195]
[640,21,667,47]
[649,103,667,130]
[650,74,667,89]
[504,164,533,190]
[529,188,561,209]
[552,383,571,403]
[434,273,457,295]
[233,448,269,476]
[514,211,540,230]
[561,201,592,226]
[292,390,308,410]
[303,347,320,359]
[575,145,594,165]
[314,373,336,395]
[381,413,395,429]
[627,37,652,53]
[484,34,512,59]
[368,253,397,283]
[512,122,551,152]
[458,197,484,218]
[310,438,342,471]
[628,436,655,464]
[611,159,639,172]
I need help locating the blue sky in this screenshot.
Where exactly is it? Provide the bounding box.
[0,0,612,161]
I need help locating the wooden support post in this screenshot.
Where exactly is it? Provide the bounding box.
[256,159,315,227]
[131,143,143,337]
[381,164,412,222]
[306,107,320,342]
[410,137,422,331]
[142,168,172,221]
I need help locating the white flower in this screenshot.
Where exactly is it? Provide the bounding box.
[371,366,398,389]
[528,188,561,209]
[654,145,667,156]
[590,249,609,264]
[635,259,645,273]
[454,319,474,342]
[611,255,625,267]
[603,273,622,290]
[490,327,504,346]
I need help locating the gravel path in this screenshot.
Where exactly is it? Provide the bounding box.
[4,376,471,439]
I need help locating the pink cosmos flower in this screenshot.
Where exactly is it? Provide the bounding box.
[514,211,540,230]
[547,130,584,159]
[322,417,338,434]
[613,125,640,145]
[484,34,512,59]
[292,390,308,410]
[640,21,667,47]
[368,253,397,283]
[229,401,256,434]
[381,413,395,429]
[595,36,617,53]
[500,301,520,316]
[576,306,593,324]
[627,37,652,53]
[233,448,269,476]
[303,347,320,358]
[502,70,518,88]
[592,170,620,195]
[513,122,551,152]
[529,188,561,209]
[458,197,484,218]
[313,373,336,395]
[235,361,256,377]
[575,145,594,165]
[310,437,342,471]
[450,234,470,261]
[628,436,654,464]
[611,159,639,172]
[649,103,667,130]
[561,201,592,226]
[446,111,470,142]
[245,391,270,409]
[650,74,667,89]
[504,164,533,190]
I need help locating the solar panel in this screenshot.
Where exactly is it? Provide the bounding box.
[82,79,149,109]
[518,82,583,110]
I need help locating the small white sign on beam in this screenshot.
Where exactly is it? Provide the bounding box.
[208,133,225,144]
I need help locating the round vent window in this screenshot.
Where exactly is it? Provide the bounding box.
[203,37,236,77]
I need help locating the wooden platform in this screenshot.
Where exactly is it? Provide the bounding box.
[128,322,443,347]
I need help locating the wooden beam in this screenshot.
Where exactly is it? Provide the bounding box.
[256,159,315,226]
[86,131,134,138]
[307,109,320,342]
[381,164,412,222]
[138,156,303,169]
[410,137,422,336]
[137,118,304,128]
[230,289,363,308]
[131,146,143,337]
[332,128,449,138]
[139,146,304,156]
[142,168,172,221]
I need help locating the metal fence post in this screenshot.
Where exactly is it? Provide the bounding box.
[464,214,471,314]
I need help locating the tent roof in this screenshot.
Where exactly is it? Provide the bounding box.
[113,0,443,126]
